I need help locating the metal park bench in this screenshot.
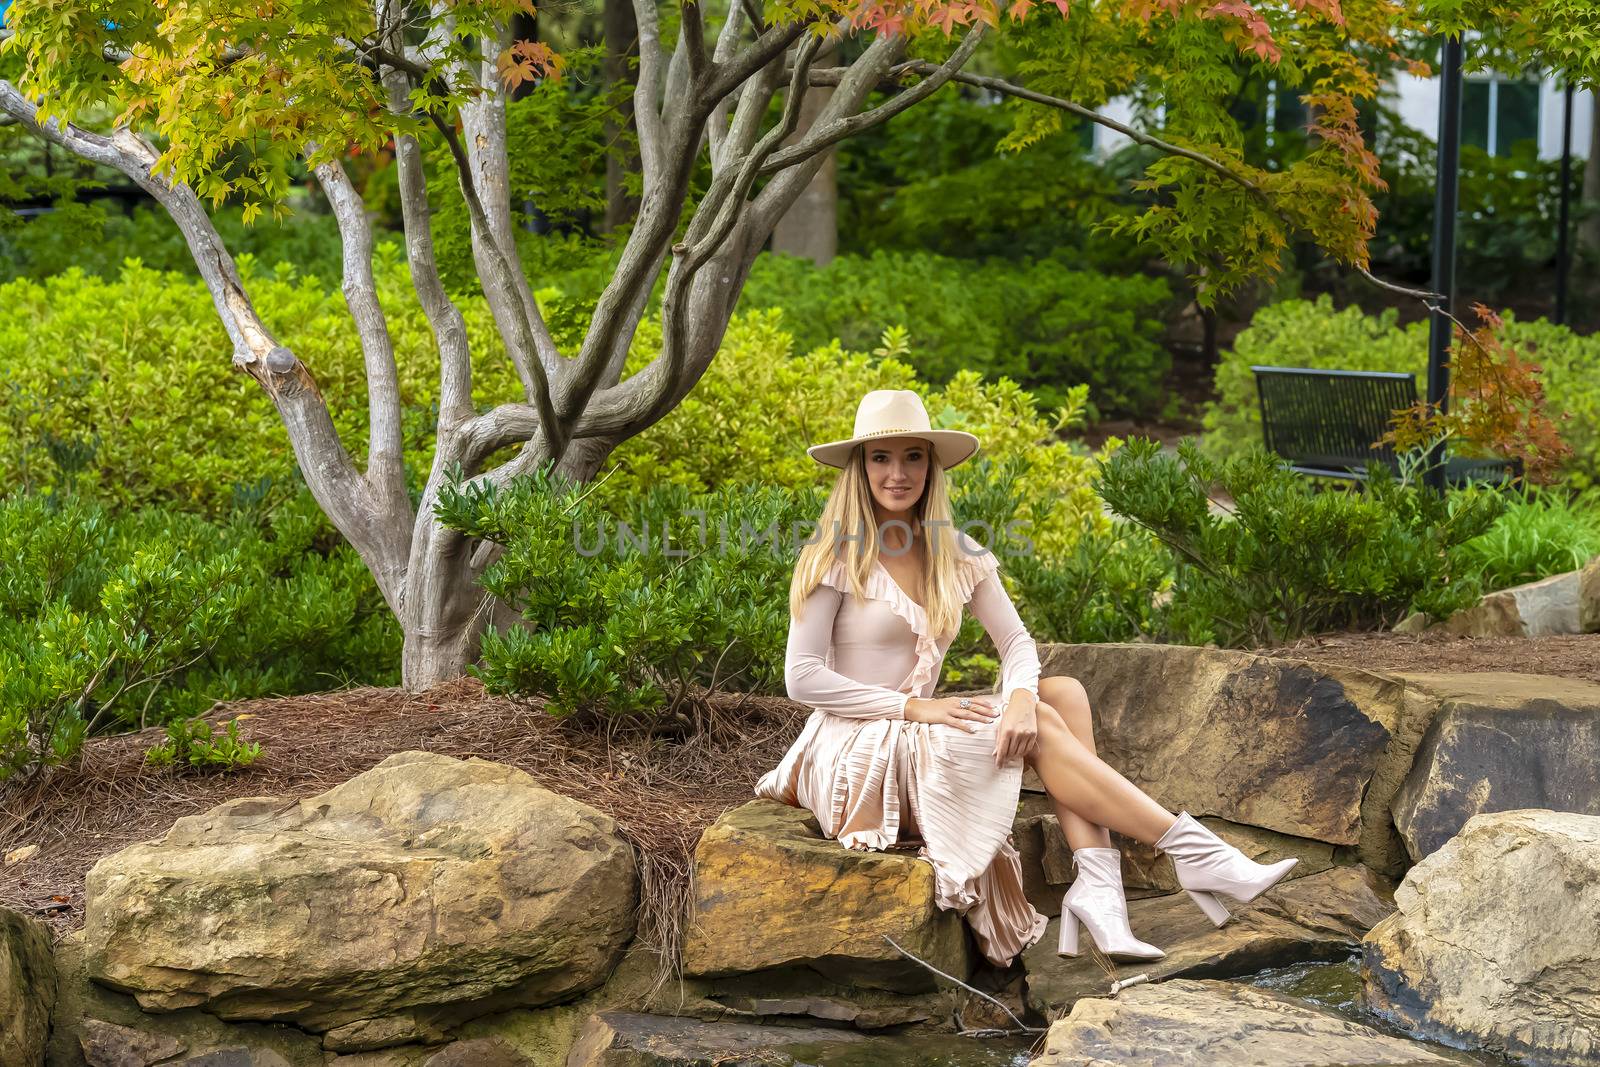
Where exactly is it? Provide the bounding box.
[1252,366,1521,486]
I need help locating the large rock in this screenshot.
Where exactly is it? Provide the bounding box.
[49,933,327,1067]
[680,801,969,992]
[1441,568,1588,637]
[1039,644,1405,847]
[1024,866,1393,1014]
[565,1012,867,1066]
[2,906,57,1067]
[1581,556,1600,632]
[1031,979,1470,1065]
[1362,809,1600,1066]
[82,751,637,1032]
[1390,673,1600,861]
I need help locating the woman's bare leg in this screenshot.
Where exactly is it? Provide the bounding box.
[1024,685,1177,846]
[1034,677,1113,851]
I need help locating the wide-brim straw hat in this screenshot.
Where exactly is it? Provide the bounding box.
[806,389,981,470]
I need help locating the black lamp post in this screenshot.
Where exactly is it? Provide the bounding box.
[1556,83,1576,325]
[1425,35,1464,493]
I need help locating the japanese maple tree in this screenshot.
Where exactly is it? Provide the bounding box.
[2,0,1416,686]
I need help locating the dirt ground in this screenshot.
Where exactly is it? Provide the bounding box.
[1268,630,1600,685]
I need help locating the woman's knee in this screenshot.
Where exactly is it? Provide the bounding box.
[1039,675,1095,737]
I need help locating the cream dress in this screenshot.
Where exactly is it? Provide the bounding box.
[754,534,1050,966]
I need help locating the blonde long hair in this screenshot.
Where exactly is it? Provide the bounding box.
[789,442,974,642]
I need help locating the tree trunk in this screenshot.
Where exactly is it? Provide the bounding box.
[770,56,840,265]
[603,0,641,233]
[1581,96,1600,258]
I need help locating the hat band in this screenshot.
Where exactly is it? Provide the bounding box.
[857,426,929,439]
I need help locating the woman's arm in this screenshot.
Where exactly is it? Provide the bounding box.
[785,583,911,719]
[967,567,1042,713]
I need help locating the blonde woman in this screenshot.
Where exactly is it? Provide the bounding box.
[755,390,1297,967]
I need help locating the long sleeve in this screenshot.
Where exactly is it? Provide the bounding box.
[785,583,911,720]
[968,569,1041,712]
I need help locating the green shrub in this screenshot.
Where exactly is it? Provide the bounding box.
[739,251,1173,419]
[1457,488,1600,591]
[144,714,262,772]
[835,89,1146,268]
[436,470,805,719]
[0,256,520,515]
[1203,296,1600,486]
[0,490,398,781]
[0,202,350,287]
[1096,438,1505,647]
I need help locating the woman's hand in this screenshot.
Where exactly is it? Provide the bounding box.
[993,691,1039,768]
[904,695,999,733]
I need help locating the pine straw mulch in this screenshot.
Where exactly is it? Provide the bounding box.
[0,678,808,981]
[1267,630,1600,685]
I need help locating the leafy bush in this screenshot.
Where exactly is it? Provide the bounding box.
[1457,488,1600,591]
[0,256,521,515]
[1203,296,1600,486]
[0,491,398,781]
[739,251,1173,419]
[0,202,350,287]
[436,470,805,719]
[144,714,262,772]
[1097,439,1505,647]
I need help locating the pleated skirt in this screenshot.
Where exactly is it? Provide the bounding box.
[754,708,1049,967]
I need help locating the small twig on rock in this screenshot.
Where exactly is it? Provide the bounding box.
[1110,972,1151,995]
[882,935,1045,1036]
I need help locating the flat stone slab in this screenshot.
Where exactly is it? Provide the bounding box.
[1040,644,1399,846]
[1025,866,1394,1014]
[1032,979,1473,1065]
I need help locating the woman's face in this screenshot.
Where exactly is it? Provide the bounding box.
[864,436,931,518]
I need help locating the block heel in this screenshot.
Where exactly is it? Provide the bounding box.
[1186,888,1231,926]
[1058,910,1080,956]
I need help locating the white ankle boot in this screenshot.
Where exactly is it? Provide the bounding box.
[1057,847,1166,961]
[1155,811,1298,927]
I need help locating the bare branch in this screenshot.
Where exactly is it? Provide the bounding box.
[679,0,709,86]
[702,17,811,105]
[427,113,566,458]
[739,0,767,34]
[633,0,667,190]
[457,78,568,386]
[382,70,475,431]
[905,61,1262,194]
[714,45,787,173]
[312,157,410,512]
[705,0,749,165]
[746,30,903,234]
[759,25,986,176]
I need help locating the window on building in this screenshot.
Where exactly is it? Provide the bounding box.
[1462,76,1541,157]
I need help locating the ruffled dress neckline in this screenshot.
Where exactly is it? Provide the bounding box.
[821,550,999,698]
